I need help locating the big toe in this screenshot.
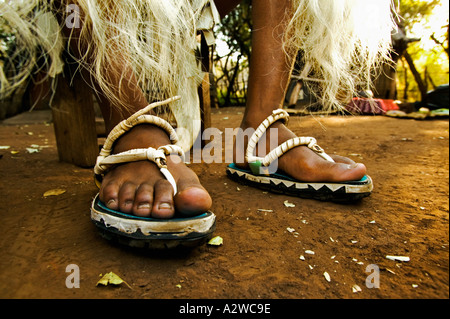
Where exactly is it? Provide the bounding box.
[329,162,367,182]
[175,186,213,217]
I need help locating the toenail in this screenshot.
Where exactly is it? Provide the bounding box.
[124,200,133,206]
[137,203,151,209]
[106,199,116,207]
[158,202,172,210]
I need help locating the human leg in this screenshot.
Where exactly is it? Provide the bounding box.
[215,0,243,17]
[61,2,212,219]
[236,0,367,183]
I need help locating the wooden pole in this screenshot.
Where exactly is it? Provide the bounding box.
[51,70,98,167]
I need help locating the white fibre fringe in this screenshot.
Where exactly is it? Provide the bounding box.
[71,0,205,105]
[285,0,396,110]
[68,0,209,150]
[1,1,64,97]
[1,0,212,150]
[0,0,396,141]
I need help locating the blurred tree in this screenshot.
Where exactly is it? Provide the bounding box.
[214,0,448,107]
[213,0,252,106]
[374,0,449,103]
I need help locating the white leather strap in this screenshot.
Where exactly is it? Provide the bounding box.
[97,96,181,160]
[94,96,183,194]
[246,109,335,167]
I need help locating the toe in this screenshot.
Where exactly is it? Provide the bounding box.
[330,154,356,165]
[175,186,212,217]
[118,181,137,214]
[325,161,367,182]
[172,164,212,216]
[279,146,367,183]
[151,179,175,219]
[133,183,154,217]
[100,181,120,211]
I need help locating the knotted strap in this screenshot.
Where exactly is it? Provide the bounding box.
[245,109,335,171]
[94,96,184,194]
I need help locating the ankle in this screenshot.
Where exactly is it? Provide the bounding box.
[241,106,285,130]
[113,124,171,154]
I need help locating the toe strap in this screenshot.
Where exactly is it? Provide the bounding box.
[94,97,184,194]
[96,146,184,170]
[95,145,184,195]
[262,136,335,166]
[246,109,335,169]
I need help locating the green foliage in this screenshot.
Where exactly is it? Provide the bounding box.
[398,0,441,31]
[213,0,449,105]
[396,0,449,101]
[215,0,252,61]
[213,0,252,106]
[0,17,16,63]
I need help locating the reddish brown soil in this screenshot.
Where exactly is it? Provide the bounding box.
[0,107,448,300]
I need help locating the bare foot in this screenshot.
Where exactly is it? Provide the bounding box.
[235,120,367,182]
[98,125,212,219]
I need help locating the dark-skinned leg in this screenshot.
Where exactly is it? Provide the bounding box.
[236,0,367,183]
[61,2,212,219]
[215,0,243,17]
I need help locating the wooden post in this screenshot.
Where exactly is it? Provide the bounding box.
[51,70,98,167]
[198,32,212,147]
[199,73,212,131]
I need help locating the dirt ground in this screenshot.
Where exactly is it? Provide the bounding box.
[0,107,448,300]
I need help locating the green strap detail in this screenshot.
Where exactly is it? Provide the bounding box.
[249,161,271,176]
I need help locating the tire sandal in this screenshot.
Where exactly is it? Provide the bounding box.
[91,97,216,249]
[226,109,373,202]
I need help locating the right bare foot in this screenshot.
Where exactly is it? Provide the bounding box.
[234,117,367,183]
[98,125,212,219]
